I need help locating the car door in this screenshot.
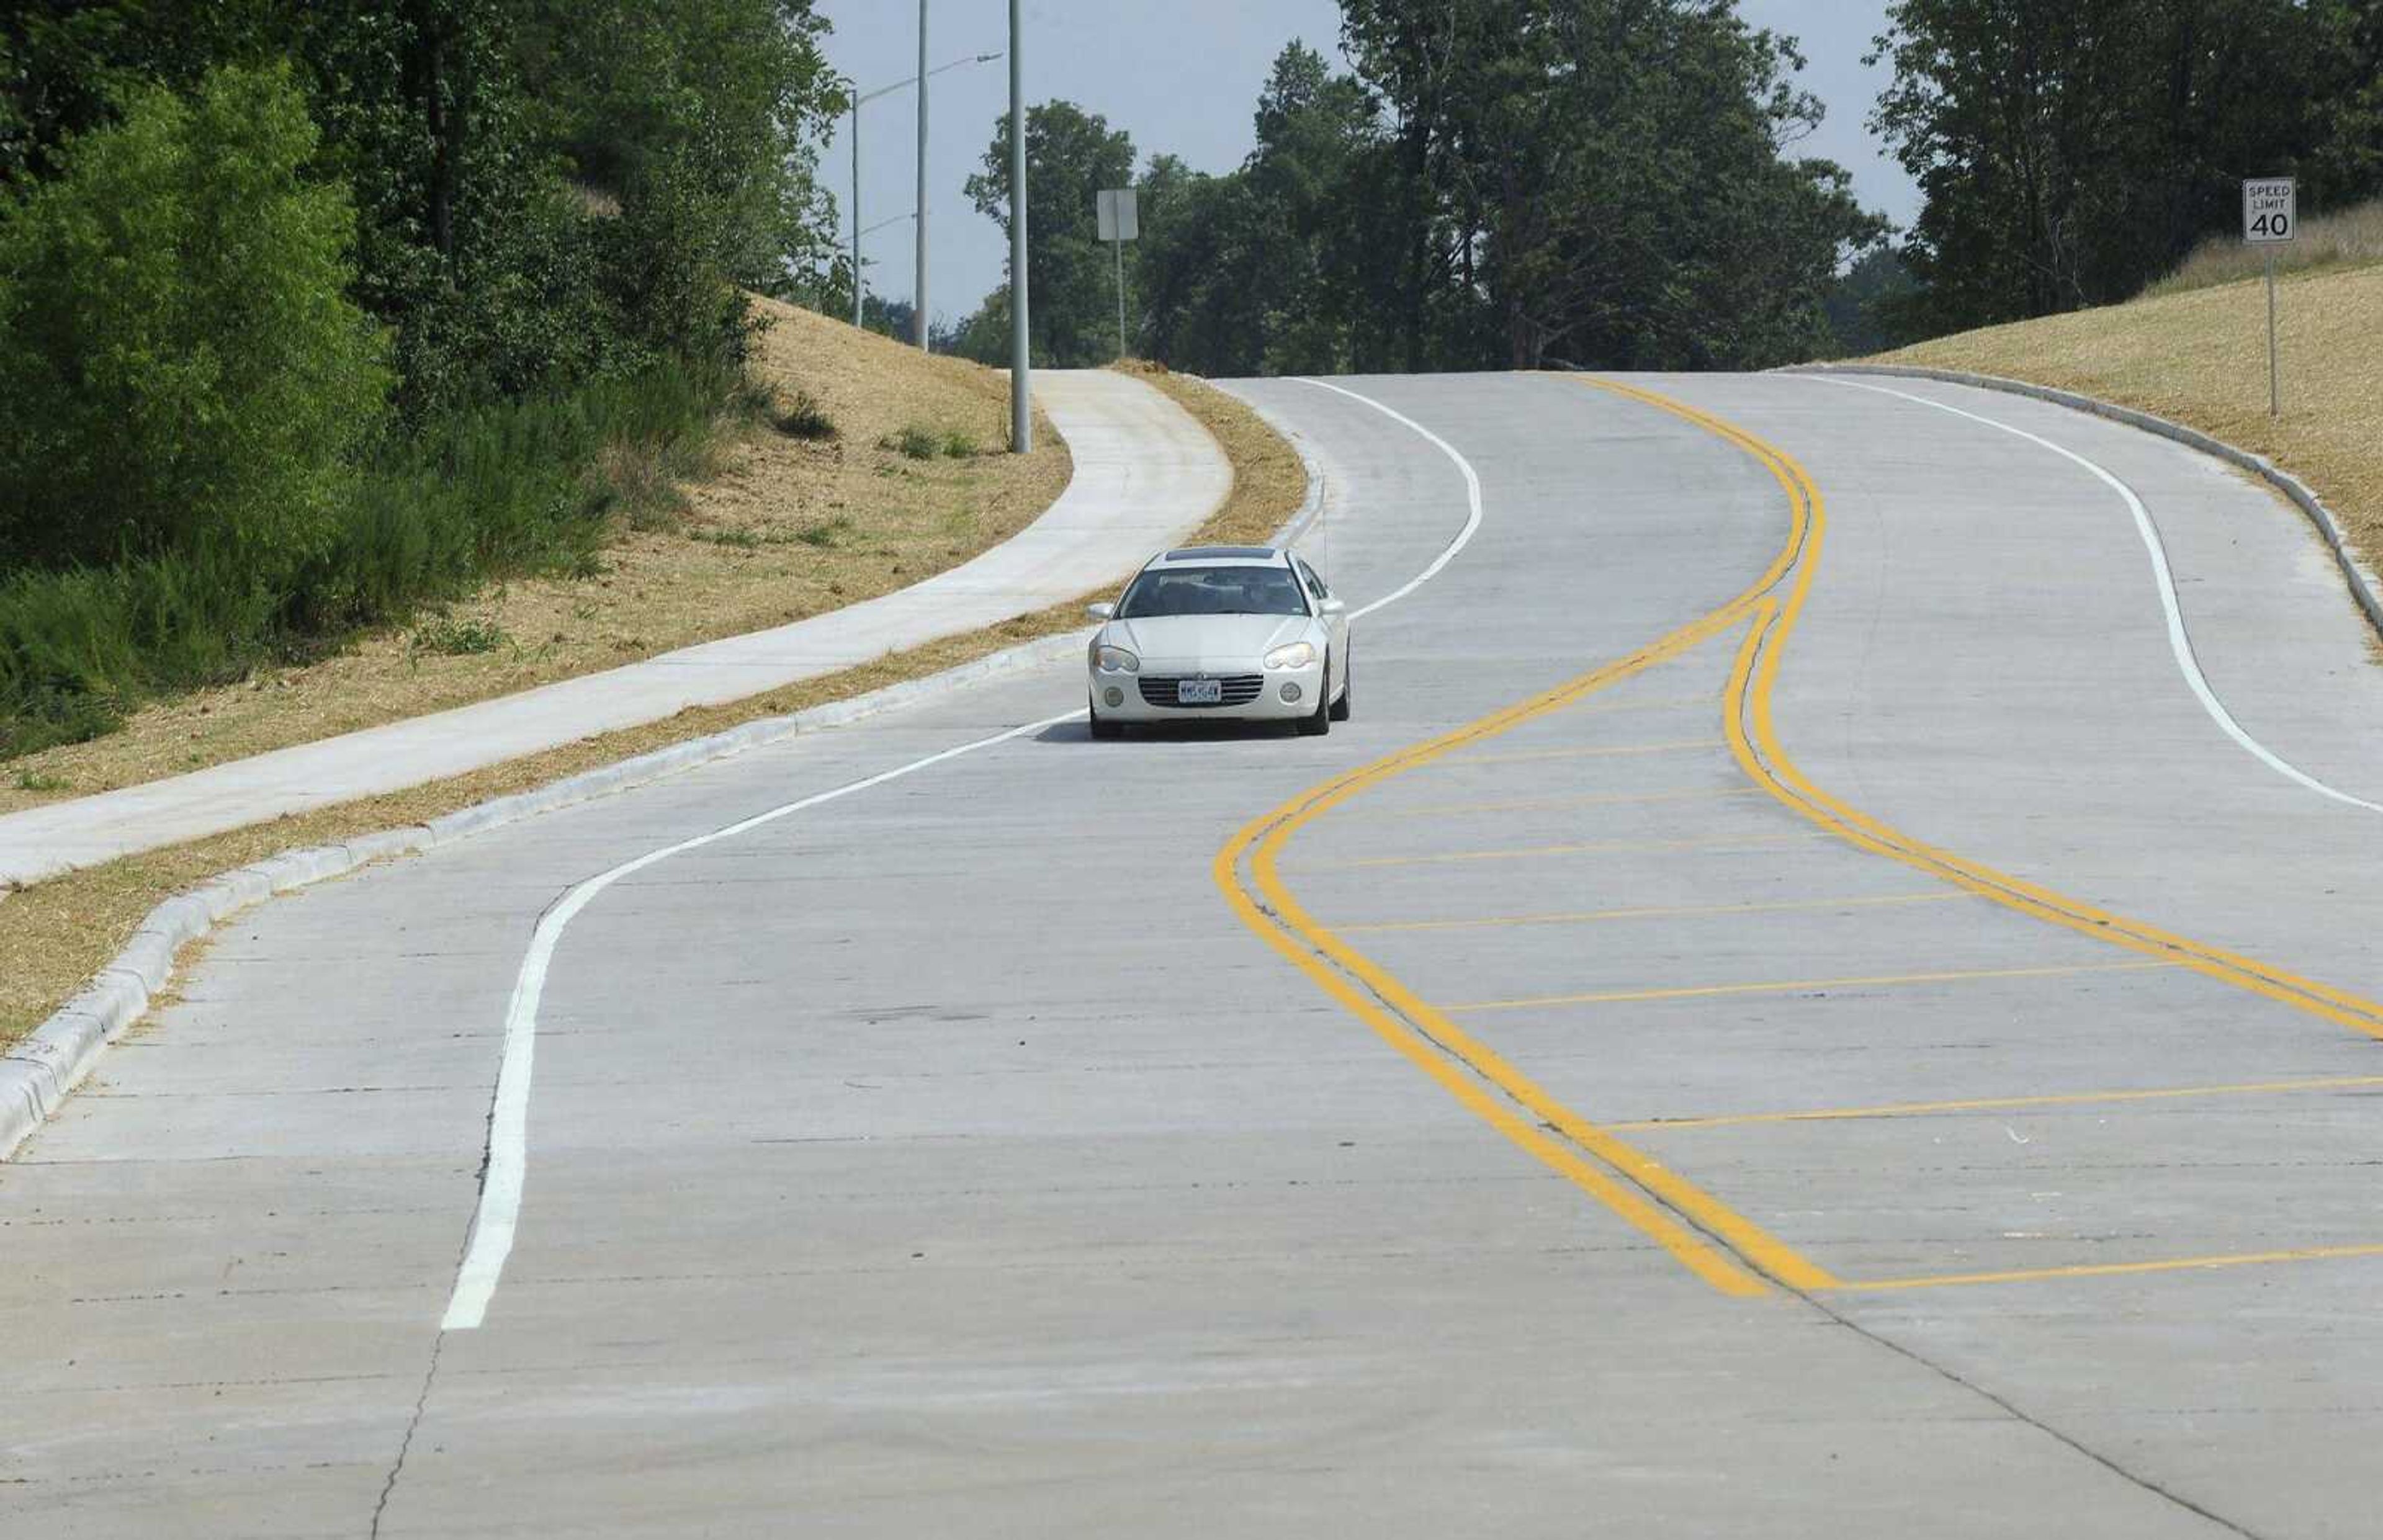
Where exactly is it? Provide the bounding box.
[1296,558,1347,684]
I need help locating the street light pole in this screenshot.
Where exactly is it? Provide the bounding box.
[914,0,931,351]
[846,51,1001,339]
[850,93,863,329]
[1009,0,1030,453]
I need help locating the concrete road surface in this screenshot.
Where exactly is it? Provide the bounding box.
[8,372,2383,1538]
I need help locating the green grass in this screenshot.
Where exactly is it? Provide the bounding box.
[689,513,855,552]
[692,526,767,550]
[0,356,740,761]
[879,423,983,461]
[410,616,509,656]
[882,424,941,460]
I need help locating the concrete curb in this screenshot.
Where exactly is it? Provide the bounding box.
[0,626,1087,1160]
[1785,363,2383,642]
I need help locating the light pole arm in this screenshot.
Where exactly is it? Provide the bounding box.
[846,51,1002,336]
[855,52,1002,109]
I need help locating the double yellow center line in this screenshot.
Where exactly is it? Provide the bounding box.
[1214,375,2383,1300]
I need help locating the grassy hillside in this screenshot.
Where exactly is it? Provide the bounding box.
[0,302,1068,814]
[1877,261,2383,576]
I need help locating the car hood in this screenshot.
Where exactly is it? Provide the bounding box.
[1110,613,1316,670]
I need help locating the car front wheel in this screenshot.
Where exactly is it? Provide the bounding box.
[1296,665,1331,736]
[1329,653,1352,722]
[1088,697,1123,740]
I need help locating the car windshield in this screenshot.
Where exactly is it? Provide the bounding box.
[1118,565,1310,619]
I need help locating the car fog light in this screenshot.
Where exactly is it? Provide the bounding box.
[1280,682,1303,704]
[1104,687,1124,708]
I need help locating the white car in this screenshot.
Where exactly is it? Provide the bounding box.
[1084,546,1352,739]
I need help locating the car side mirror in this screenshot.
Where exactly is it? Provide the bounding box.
[1321,596,1347,616]
[1085,602,1115,622]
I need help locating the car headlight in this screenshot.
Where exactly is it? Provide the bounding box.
[1263,641,1317,671]
[1094,643,1141,673]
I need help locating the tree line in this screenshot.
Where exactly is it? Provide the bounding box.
[951,1,1879,375]
[0,1,846,754]
[1871,0,2383,336]
[941,0,2382,372]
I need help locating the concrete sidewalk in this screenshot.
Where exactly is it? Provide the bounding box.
[0,370,1228,887]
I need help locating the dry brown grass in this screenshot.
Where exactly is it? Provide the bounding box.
[1878,262,2383,574]
[0,297,1069,817]
[0,361,1305,1052]
[2148,197,2383,296]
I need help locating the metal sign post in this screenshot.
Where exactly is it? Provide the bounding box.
[1097,188,1139,360]
[2243,177,2296,419]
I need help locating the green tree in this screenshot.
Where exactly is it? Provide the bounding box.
[1128,155,1265,375]
[1870,0,2383,334]
[966,101,1136,367]
[1128,44,1401,377]
[0,1,279,187]
[0,62,390,575]
[1332,0,1880,371]
[513,0,845,300]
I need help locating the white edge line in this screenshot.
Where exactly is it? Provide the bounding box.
[1810,375,2383,817]
[438,707,1077,1331]
[1293,378,1486,620]
[444,381,1488,1332]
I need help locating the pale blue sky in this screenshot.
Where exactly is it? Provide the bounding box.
[817,1,1916,329]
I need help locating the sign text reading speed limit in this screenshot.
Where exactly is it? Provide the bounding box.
[2243,178,2297,243]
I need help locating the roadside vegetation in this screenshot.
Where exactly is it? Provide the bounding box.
[0,1,850,763]
[0,300,1068,815]
[2149,198,2383,297]
[1852,1,2382,346]
[0,365,1299,1052]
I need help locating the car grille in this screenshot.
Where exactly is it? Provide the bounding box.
[1139,674,1265,709]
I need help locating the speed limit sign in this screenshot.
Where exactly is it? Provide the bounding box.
[2243,177,2296,419]
[2244,178,2296,243]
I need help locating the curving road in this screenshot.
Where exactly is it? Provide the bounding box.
[8,372,2383,1537]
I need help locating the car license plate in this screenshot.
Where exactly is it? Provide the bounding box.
[1178,678,1223,705]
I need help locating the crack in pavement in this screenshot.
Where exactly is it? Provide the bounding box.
[369,1328,444,1539]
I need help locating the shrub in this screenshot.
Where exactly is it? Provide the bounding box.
[940,428,980,458]
[882,425,940,460]
[776,391,838,441]
[0,353,734,758]
[0,63,392,579]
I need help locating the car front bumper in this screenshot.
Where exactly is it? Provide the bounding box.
[1088,660,1326,722]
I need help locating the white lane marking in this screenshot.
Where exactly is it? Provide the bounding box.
[1814,375,2383,816]
[1293,378,1485,620]
[439,707,1080,1332]
[446,384,1490,1331]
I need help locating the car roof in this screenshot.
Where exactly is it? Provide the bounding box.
[1143,545,1293,570]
